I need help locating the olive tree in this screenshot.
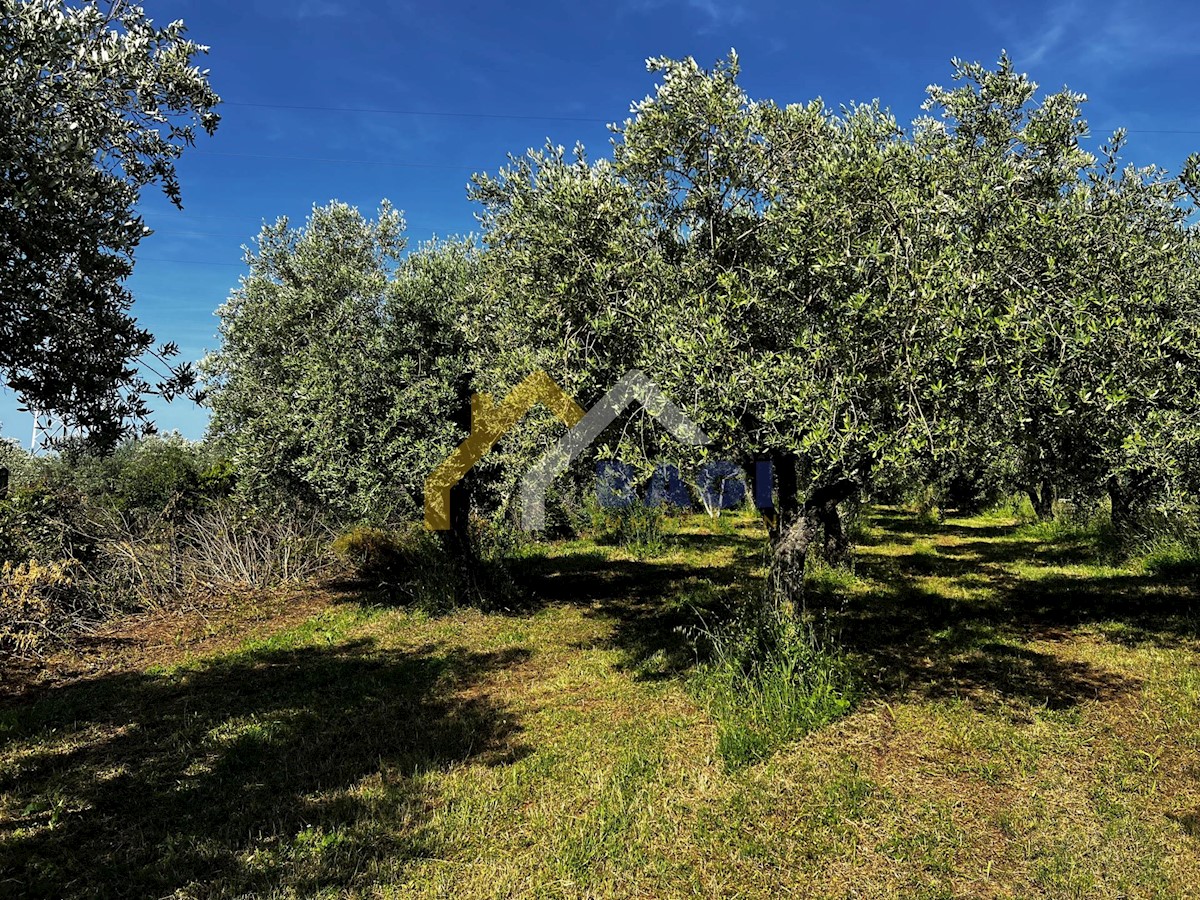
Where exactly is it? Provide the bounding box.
[466,143,669,515]
[203,202,473,522]
[469,50,1200,605]
[609,53,950,589]
[916,58,1200,527]
[0,0,220,445]
[468,54,945,598]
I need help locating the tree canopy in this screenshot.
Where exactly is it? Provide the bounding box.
[203,202,473,522]
[461,51,1200,592]
[0,0,219,446]
[207,51,1200,603]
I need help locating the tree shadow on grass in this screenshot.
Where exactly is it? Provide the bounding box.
[842,512,1196,713]
[868,509,942,536]
[512,541,761,680]
[0,639,529,899]
[512,508,1195,713]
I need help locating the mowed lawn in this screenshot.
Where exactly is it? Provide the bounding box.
[1,508,1197,899]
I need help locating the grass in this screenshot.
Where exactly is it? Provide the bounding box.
[0,506,1198,898]
[688,600,858,769]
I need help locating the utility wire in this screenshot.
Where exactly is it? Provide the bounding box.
[221,100,613,124]
[142,221,467,239]
[220,99,1200,136]
[190,149,478,170]
[138,256,246,267]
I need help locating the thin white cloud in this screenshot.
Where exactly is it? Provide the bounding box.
[1021,0,1078,66]
[621,0,750,28]
[1080,1,1200,66]
[1000,0,1200,73]
[686,0,749,26]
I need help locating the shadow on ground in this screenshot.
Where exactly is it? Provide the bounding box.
[0,639,529,899]
[509,510,1197,714]
[840,512,1197,713]
[510,528,768,681]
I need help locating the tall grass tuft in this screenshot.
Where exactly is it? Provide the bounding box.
[687,599,858,769]
[584,496,669,557]
[1131,512,1200,579]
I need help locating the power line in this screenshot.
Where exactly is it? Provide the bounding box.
[137,229,478,267]
[139,210,254,222]
[143,221,470,240]
[222,100,613,124]
[190,135,1200,174]
[138,256,244,267]
[219,100,1199,136]
[190,149,479,170]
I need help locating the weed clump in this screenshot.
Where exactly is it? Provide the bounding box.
[688,599,858,769]
[584,497,669,556]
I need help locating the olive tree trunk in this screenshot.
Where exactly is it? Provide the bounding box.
[767,477,858,611]
[1024,476,1055,520]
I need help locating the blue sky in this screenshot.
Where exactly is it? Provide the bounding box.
[4,0,1199,444]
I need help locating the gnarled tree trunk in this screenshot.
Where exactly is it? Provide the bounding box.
[1106,474,1147,535]
[767,478,858,611]
[1024,476,1055,520]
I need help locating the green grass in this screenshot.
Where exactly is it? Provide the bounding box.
[688,600,858,769]
[1,507,1198,898]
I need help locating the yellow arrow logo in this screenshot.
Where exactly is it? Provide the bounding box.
[424,371,584,530]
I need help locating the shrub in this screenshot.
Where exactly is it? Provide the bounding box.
[0,439,33,488]
[333,523,458,611]
[540,480,589,539]
[0,483,98,566]
[0,559,86,657]
[333,526,407,580]
[73,507,190,610]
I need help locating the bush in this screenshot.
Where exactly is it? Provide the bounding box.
[0,444,334,656]
[0,439,34,488]
[332,526,407,580]
[687,600,858,769]
[0,559,87,657]
[540,480,589,539]
[42,435,231,528]
[0,483,98,566]
[333,523,458,611]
